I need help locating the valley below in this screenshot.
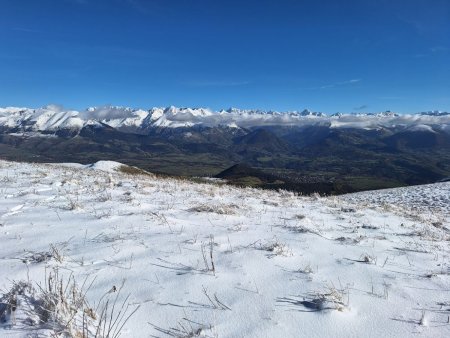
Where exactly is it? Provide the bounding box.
[1,106,450,195]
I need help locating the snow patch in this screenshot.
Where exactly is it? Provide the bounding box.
[85,160,124,173]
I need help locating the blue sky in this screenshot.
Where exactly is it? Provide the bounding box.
[0,0,449,113]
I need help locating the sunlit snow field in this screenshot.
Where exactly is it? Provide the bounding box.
[0,160,449,337]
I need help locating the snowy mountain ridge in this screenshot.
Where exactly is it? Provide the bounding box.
[1,105,450,134]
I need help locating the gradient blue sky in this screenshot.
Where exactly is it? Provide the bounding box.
[1,0,449,113]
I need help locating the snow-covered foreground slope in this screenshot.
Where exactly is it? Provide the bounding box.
[0,160,449,337]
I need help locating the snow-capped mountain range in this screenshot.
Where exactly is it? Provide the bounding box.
[1,105,449,134]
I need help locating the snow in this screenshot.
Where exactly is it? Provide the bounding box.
[0,160,449,337]
[339,182,450,219]
[31,109,84,131]
[84,160,125,173]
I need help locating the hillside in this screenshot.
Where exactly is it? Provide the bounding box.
[0,160,449,337]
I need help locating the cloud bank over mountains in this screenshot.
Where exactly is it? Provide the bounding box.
[1,105,449,133]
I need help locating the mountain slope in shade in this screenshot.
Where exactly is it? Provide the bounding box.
[233,129,291,154]
[215,163,277,182]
